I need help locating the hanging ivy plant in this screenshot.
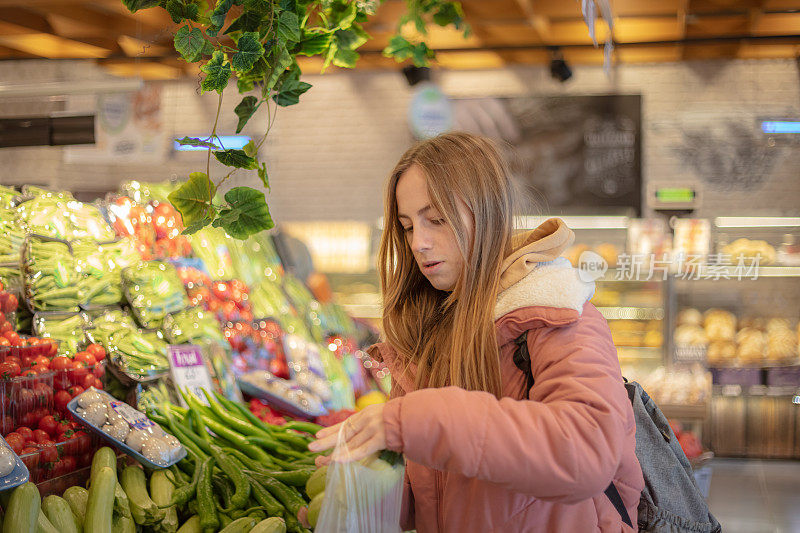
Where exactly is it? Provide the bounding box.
[122,0,470,239]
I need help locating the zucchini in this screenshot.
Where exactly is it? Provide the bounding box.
[84,466,115,533]
[150,469,178,533]
[41,496,79,533]
[251,517,287,533]
[219,516,257,533]
[63,486,89,527]
[35,509,59,533]
[113,482,133,520]
[111,515,136,533]
[3,482,40,533]
[89,448,117,488]
[120,465,165,526]
[175,515,201,533]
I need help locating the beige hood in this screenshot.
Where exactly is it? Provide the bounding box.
[499,218,575,291]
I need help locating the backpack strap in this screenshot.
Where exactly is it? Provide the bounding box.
[512,331,634,530]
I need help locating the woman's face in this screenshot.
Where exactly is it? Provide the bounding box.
[396,164,470,292]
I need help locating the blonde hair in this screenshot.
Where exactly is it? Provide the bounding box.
[379,132,514,397]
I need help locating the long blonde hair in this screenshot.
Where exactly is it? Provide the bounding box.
[379,132,514,397]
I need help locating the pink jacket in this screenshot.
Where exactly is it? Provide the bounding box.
[369,219,644,532]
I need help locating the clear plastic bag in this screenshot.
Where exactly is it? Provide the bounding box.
[315,426,405,533]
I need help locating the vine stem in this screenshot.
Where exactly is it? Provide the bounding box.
[207,91,224,181]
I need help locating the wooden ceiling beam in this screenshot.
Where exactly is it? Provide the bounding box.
[31,4,168,43]
[512,0,551,42]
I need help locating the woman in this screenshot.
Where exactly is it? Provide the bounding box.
[309,132,644,532]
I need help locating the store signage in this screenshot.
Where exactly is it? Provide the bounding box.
[408,83,453,140]
[168,345,215,406]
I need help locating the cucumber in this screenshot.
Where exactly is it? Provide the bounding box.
[251,517,287,533]
[35,509,59,533]
[111,515,136,533]
[3,482,40,533]
[150,469,178,533]
[120,465,165,526]
[304,466,327,499]
[113,482,133,520]
[84,466,116,533]
[63,486,89,527]
[219,516,257,533]
[175,515,201,533]
[89,448,117,488]
[41,496,79,533]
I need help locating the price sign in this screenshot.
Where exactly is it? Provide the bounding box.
[168,345,215,406]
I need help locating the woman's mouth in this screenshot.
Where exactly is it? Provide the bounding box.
[422,261,443,272]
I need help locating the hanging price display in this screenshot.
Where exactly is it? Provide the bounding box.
[167,344,215,406]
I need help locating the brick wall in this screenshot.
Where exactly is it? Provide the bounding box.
[0,57,798,222]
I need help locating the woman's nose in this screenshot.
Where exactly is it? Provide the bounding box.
[411,228,432,253]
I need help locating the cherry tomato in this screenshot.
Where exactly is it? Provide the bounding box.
[0,337,9,347]
[93,378,103,390]
[19,447,39,471]
[5,433,24,454]
[5,361,20,378]
[93,364,105,379]
[86,344,106,362]
[73,351,96,367]
[38,415,58,437]
[3,294,17,313]
[0,362,16,379]
[33,356,50,368]
[4,355,19,367]
[54,390,71,414]
[21,369,37,377]
[47,341,58,357]
[50,356,71,372]
[31,364,49,375]
[67,385,84,399]
[0,322,12,334]
[61,455,77,474]
[80,373,96,390]
[30,407,48,426]
[72,431,91,455]
[39,441,58,463]
[20,355,35,369]
[15,426,34,442]
[34,383,52,405]
[69,361,89,384]
[33,429,50,444]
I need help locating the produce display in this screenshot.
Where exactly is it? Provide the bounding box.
[0,433,29,489]
[23,238,79,313]
[227,320,290,380]
[122,261,188,329]
[163,307,227,346]
[16,190,116,242]
[70,388,185,467]
[186,279,254,323]
[33,313,87,356]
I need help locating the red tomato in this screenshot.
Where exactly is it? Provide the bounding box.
[21,369,37,377]
[93,364,105,379]
[34,383,52,405]
[33,356,50,368]
[3,331,19,344]
[39,441,58,463]
[5,433,23,454]
[38,415,58,437]
[72,431,91,455]
[54,390,71,413]
[61,455,77,473]
[93,378,103,390]
[50,356,71,372]
[4,355,19,367]
[0,337,9,347]
[15,426,34,442]
[69,361,89,384]
[73,352,96,367]
[0,322,12,334]
[47,341,58,357]
[18,388,35,412]
[20,355,35,369]
[0,362,16,380]
[33,429,50,444]
[67,385,84,398]
[31,407,48,425]
[5,361,20,378]
[19,447,39,471]
[3,294,17,313]
[0,312,4,324]
[31,364,49,375]
[81,373,96,390]
[86,344,106,362]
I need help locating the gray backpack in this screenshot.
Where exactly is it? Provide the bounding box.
[513,334,722,532]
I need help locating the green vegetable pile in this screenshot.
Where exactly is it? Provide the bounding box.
[23,238,80,312]
[33,312,88,356]
[163,307,227,346]
[122,261,189,329]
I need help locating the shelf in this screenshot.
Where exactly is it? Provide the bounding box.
[617,346,664,362]
[660,403,708,420]
[599,306,664,320]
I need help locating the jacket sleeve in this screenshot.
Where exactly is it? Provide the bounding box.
[387,375,415,530]
[382,305,630,504]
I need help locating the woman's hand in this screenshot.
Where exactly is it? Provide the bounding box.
[308,403,387,465]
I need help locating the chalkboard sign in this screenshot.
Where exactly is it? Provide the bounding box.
[451,94,642,215]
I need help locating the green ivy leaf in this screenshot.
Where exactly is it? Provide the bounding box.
[234,95,260,133]
[279,0,297,14]
[201,50,231,93]
[168,172,217,233]
[298,32,332,56]
[175,136,220,149]
[335,1,358,30]
[213,149,258,169]
[122,0,161,12]
[433,3,465,29]
[266,45,293,91]
[382,35,415,62]
[211,0,234,28]
[165,0,199,23]
[231,32,264,72]
[182,212,216,234]
[174,25,205,62]
[243,139,258,157]
[273,76,311,106]
[225,11,263,33]
[238,78,255,93]
[214,187,274,239]
[202,40,216,57]
[257,163,270,189]
[334,25,369,51]
[278,11,301,42]
[332,47,358,68]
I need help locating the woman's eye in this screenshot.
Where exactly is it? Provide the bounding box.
[430,218,444,225]
[402,226,412,233]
